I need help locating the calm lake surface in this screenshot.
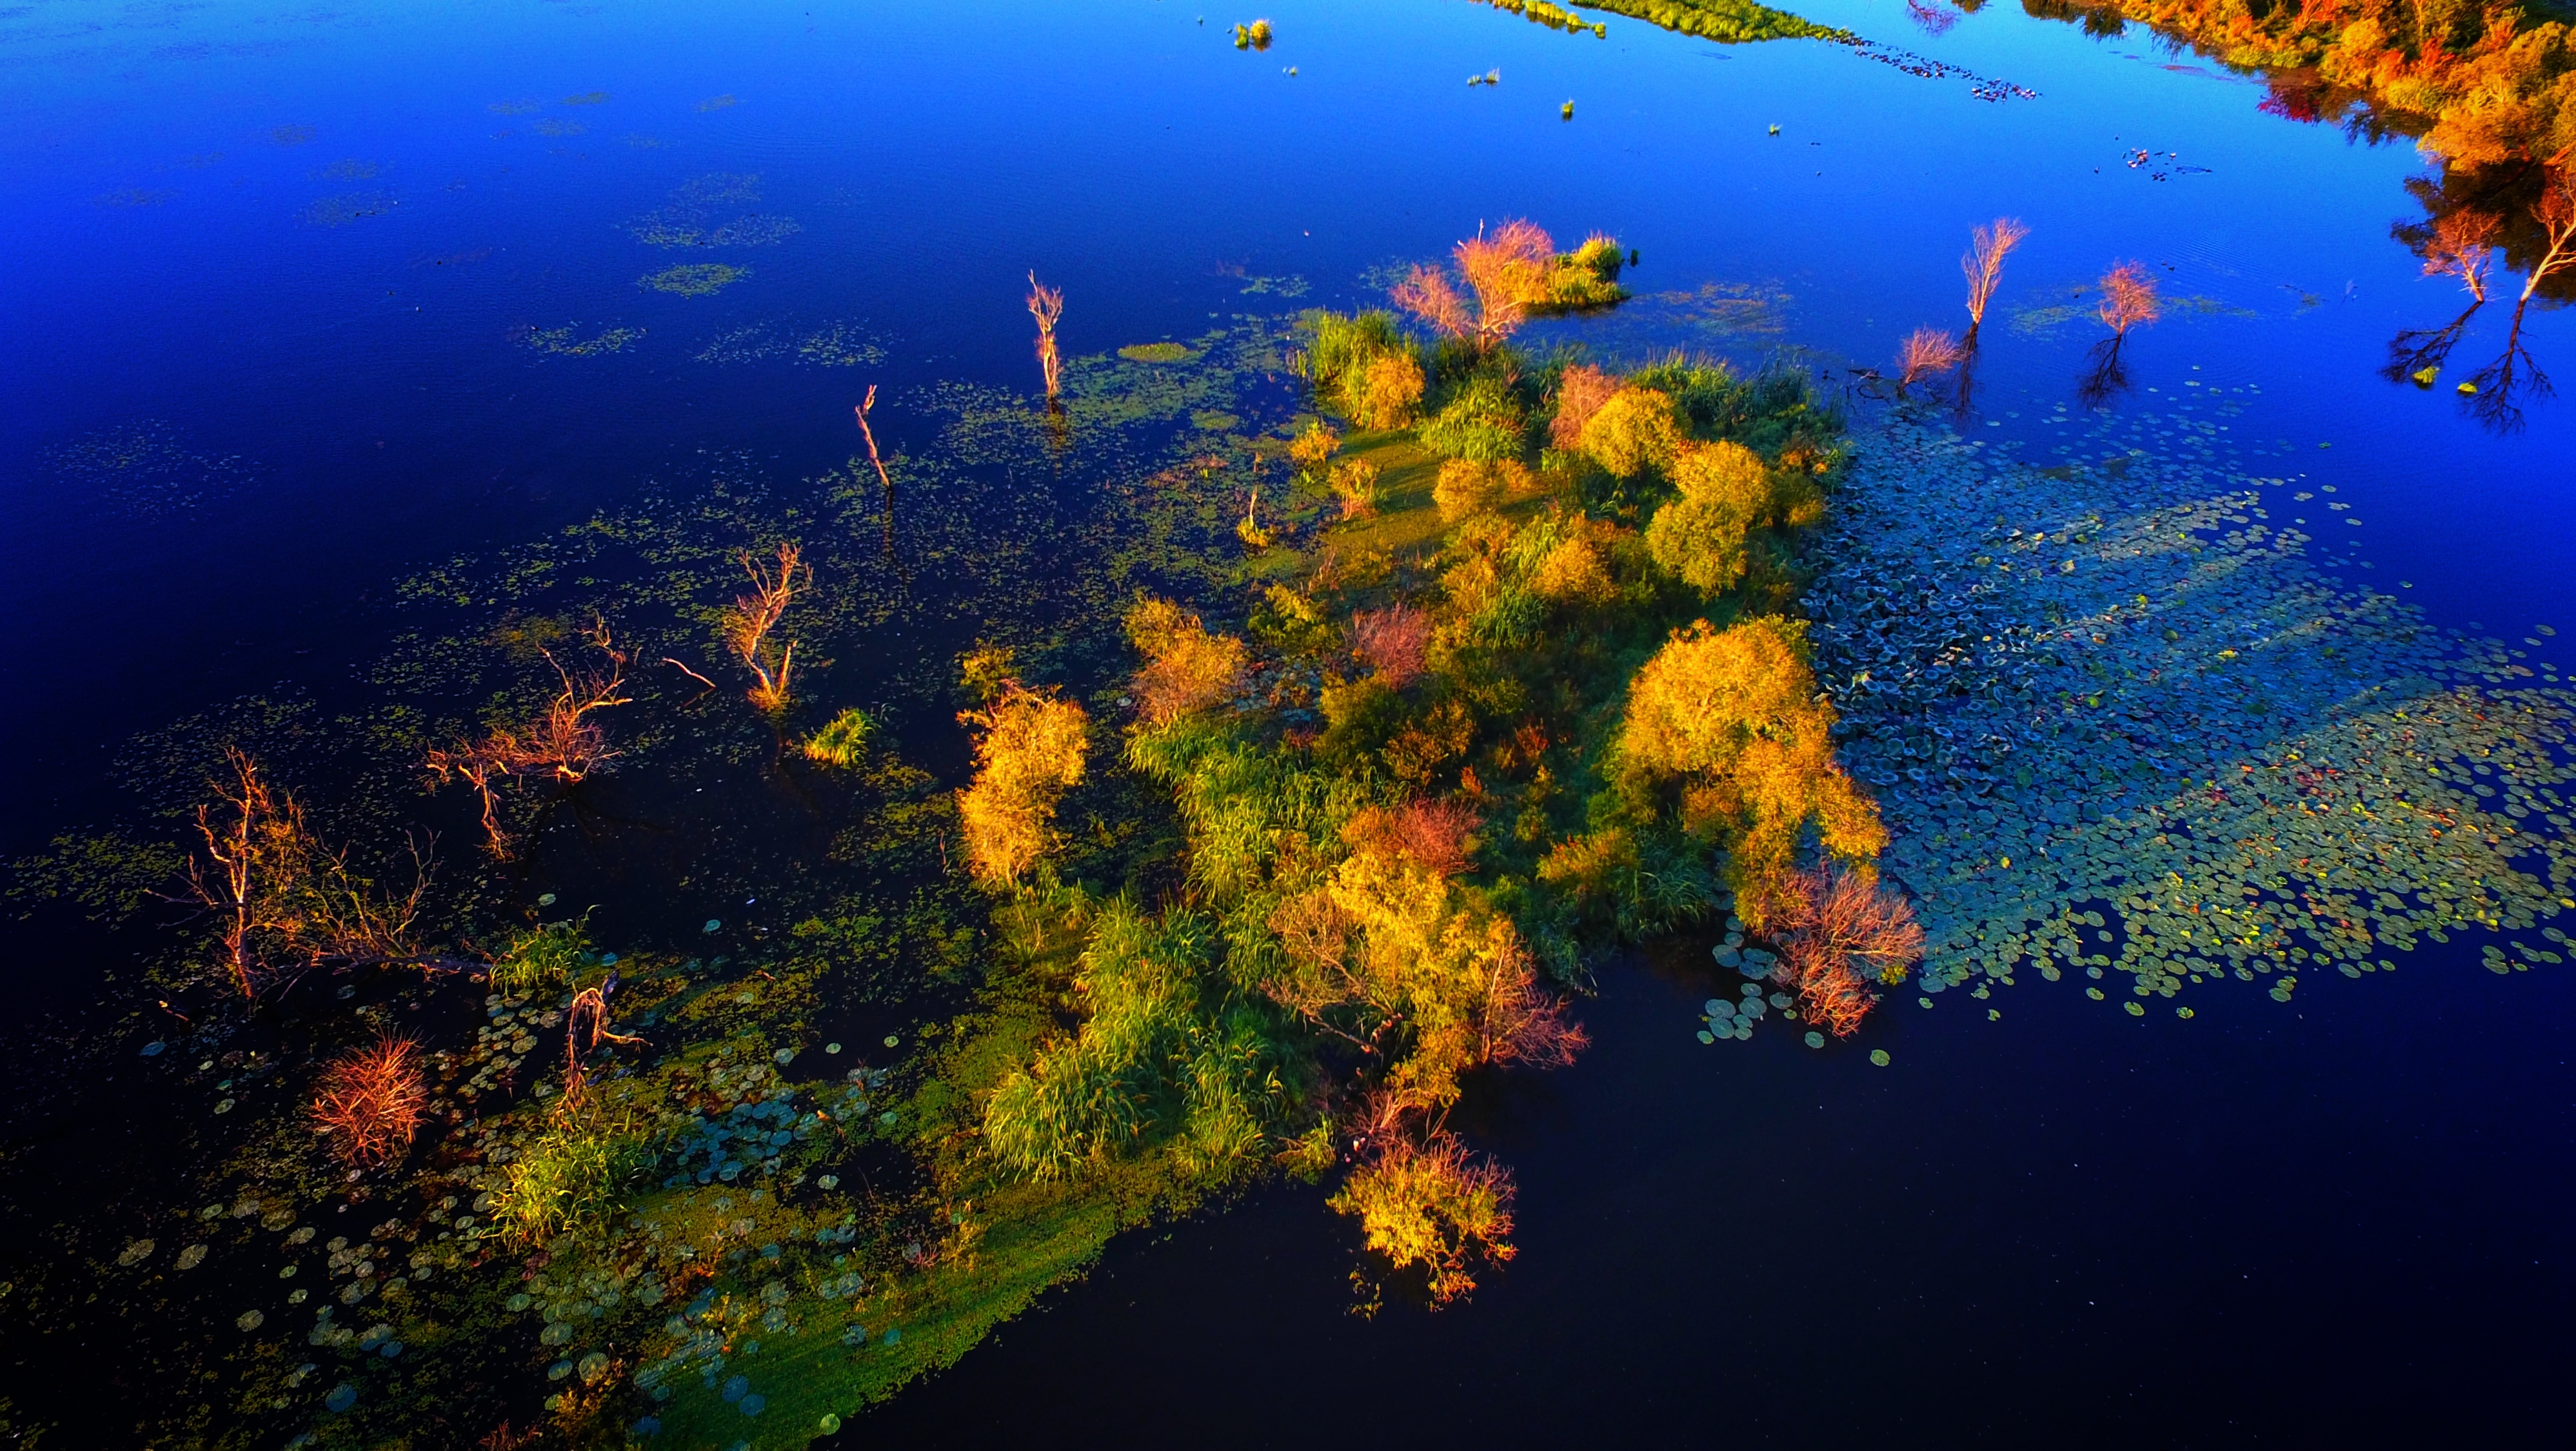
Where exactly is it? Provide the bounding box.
[3,0,2566,1443]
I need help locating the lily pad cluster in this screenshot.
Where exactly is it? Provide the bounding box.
[1805,411,2576,1011]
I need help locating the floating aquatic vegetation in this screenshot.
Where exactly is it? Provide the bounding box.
[270,124,315,145]
[45,420,260,518]
[488,99,542,115]
[1805,410,2576,1013]
[693,318,884,365]
[302,192,397,226]
[92,188,173,208]
[309,159,379,181]
[697,94,738,111]
[1533,281,1792,360]
[564,90,611,106]
[626,173,800,248]
[642,262,749,296]
[532,118,588,137]
[1120,342,1197,363]
[519,323,645,356]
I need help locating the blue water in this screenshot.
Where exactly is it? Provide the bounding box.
[3,0,2566,1441]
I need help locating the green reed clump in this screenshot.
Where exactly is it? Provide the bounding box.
[488,1109,653,1247]
[1419,372,1531,462]
[491,918,591,996]
[802,706,876,768]
[1536,234,1630,311]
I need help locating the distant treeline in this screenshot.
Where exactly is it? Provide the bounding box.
[2009,0,2575,170]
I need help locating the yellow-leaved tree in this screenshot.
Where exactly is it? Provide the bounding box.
[1643,439,1774,597]
[955,651,1091,891]
[1614,617,1885,925]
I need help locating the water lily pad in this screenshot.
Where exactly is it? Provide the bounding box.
[1868,1048,1891,1066]
[537,893,557,906]
[140,1041,164,1057]
[1696,1029,1716,1044]
[176,1244,207,1270]
[704,919,723,933]
[116,1239,155,1267]
[324,1383,357,1413]
[1803,1031,1827,1049]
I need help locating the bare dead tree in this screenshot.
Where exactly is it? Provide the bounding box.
[2422,208,2501,302]
[426,621,631,855]
[724,542,806,713]
[1961,217,2030,337]
[1026,273,1065,404]
[172,749,462,996]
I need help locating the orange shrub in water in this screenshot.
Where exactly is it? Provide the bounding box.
[1328,1130,1517,1307]
[311,1035,430,1167]
[1771,865,1927,1036]
[2097,260,2161,336]
[1897,326,1967,388]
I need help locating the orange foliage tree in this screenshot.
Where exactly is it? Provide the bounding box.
[1549,362,1621,449]
[1349,603,1431,686]
[2097,260,2161,337]
[1392,219,1558,353]
[955,658,1091,890]
[1614,618,1887,925]
[310,1034,430,1167]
